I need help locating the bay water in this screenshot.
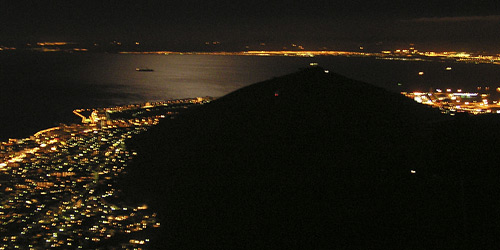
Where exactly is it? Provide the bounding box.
[1,52,499,140]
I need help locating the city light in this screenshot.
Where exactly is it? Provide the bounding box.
[0,97,214,249]
[402,89,500,115]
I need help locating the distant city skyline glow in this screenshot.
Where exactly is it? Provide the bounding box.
[1,1,499,52]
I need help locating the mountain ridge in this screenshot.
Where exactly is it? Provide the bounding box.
[124,67,499,249]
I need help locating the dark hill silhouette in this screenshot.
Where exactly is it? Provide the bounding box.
[124,67,500,250]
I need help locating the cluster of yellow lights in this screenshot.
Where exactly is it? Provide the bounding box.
[118,49,500,65]
[0,98,203,248]
[403,89,500,115]
[36,42,68,46]
[119,50,371,57]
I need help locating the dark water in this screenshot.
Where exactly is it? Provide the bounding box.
[1,52,500,140]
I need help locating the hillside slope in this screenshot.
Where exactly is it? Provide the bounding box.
[126,67,500,249]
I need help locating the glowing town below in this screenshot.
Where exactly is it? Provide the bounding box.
[0,97,214,249]
[402,87,500,115]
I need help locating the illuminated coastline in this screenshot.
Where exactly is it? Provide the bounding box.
[119,49,500,65]
[0,97,213,249]
[2,41,499,65]
[402,88,500,115]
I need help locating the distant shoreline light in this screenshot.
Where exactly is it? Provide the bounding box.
[116,50,500,65]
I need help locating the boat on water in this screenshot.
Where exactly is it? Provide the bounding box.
[136,68,154,72]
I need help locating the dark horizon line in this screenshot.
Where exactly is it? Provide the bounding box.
[1,39,499,54]
[2,47,499,57]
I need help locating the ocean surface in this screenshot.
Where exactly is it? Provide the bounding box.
[1,52,500,141]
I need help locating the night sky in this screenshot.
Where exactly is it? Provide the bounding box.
[1,0,499,52]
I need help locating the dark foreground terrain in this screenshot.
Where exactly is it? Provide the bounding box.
[125,67,500,249]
